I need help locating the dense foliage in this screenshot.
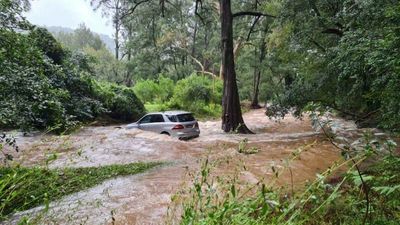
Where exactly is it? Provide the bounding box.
[0,0,31,30]
[3,0,398,131]
[52,23,107,51]
[265,0,400,132]
[0,24,144,132]
[92,80,145,121]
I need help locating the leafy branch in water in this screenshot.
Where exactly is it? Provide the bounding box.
[238,138,259,154]
[0,134,19,165]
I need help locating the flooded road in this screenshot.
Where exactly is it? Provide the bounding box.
[4,109,373,224]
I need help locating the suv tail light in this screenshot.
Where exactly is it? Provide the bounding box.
[172,124,185,130]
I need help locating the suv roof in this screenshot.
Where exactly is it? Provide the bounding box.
[148,111,192,116]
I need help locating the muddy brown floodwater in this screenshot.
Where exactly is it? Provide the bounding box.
[4,109,393,225]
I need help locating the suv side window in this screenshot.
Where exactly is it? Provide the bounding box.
[166,115,178,122]
[150,114,164,123]
[139,115,152,124]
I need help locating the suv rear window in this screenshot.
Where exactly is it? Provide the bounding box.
[177,113,195,122]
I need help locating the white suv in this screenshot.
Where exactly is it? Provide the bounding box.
[127,111,200,139]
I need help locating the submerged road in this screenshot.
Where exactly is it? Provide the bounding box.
[6,109,364,224]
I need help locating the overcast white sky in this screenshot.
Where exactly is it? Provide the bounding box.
[25,0,113,36]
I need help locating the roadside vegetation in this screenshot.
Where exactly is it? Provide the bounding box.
[0,161,162,221]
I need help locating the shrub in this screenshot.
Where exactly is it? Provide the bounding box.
[133,74,222,118]
[133,79,159,103]
[171,75,213,104]
[169,74,222,117]
[93,81,146,121]
[157,75,174,102]
[133,75,174,104]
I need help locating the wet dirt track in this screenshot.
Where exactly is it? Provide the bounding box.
[4,110,358,224]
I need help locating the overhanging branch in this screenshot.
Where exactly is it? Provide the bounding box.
[233,11,276,18]
[120,0,151,20]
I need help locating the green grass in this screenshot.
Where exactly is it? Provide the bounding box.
[0,162,162,220]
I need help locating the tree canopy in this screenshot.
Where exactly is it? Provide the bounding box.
[1,0,399,132]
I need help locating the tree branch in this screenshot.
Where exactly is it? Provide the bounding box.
[177,47,218,78]
[233,11,276,18]
[246,15,261,41]
[119,0,151,20]
[194,0,205,25]
[322,28,343,37]
[160,0,165,17]
[309,38,326,52]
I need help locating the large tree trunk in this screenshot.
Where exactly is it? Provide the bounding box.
[251,69,262,108]
[220,0,252,134]
[191,20,198,59]
[219,37,242,79]
[124,23,133,86]
[113,0,120,60]
[251,21,269,109]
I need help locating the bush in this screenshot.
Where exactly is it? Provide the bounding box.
[157,75,174,102]
[93,81,145,121]
[169,74,222,117]
[133,75,175,104]
[171,75,216,104]
[134,74,222,118]
[133,79,159,103]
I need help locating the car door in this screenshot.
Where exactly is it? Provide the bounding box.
[148,114,165,132]
[137,115,153,131]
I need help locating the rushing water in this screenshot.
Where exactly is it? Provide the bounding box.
[4,109,393,225]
